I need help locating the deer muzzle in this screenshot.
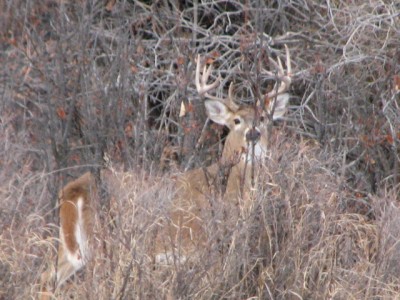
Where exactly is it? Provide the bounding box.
[245,128,261,143]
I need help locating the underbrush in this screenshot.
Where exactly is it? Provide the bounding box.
[1,0,399,299]
[1,133,399,299]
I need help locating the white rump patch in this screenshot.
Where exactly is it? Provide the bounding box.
[65,197,90,270]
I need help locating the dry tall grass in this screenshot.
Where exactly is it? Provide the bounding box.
[1,131,400,299]
[1,0,399,299]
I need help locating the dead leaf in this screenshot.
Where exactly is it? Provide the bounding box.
[56,107,67,120]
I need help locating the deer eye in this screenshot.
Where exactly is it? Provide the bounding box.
[233,118,241,125]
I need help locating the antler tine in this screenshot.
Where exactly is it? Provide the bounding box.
[202,82,239,111]
[264,44,292,100]
[227,82,240,111]
[195,54,221,95]
[228,82,235,104]
[195,55,239,112]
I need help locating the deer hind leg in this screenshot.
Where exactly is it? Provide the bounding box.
[39,206,89,298]
[56,244,83,288]
[39,264,55,300]
[39,243,80,299]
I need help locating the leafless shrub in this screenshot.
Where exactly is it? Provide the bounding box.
[1,0,400,299]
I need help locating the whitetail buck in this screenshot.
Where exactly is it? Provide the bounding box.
[39,46,292,296]
[155,46,292,264]
[40,172,98,299]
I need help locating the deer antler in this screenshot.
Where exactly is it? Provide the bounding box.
[195,55,239,112]
[263,44,292,100]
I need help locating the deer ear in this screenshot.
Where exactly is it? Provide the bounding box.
[272,93,289,120]
[204,100,232,126]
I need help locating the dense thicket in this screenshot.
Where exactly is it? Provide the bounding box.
[0,1,399,299]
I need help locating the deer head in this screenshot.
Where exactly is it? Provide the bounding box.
[195,45,292,165]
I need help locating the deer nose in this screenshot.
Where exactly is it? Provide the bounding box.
[246,128,261,143]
